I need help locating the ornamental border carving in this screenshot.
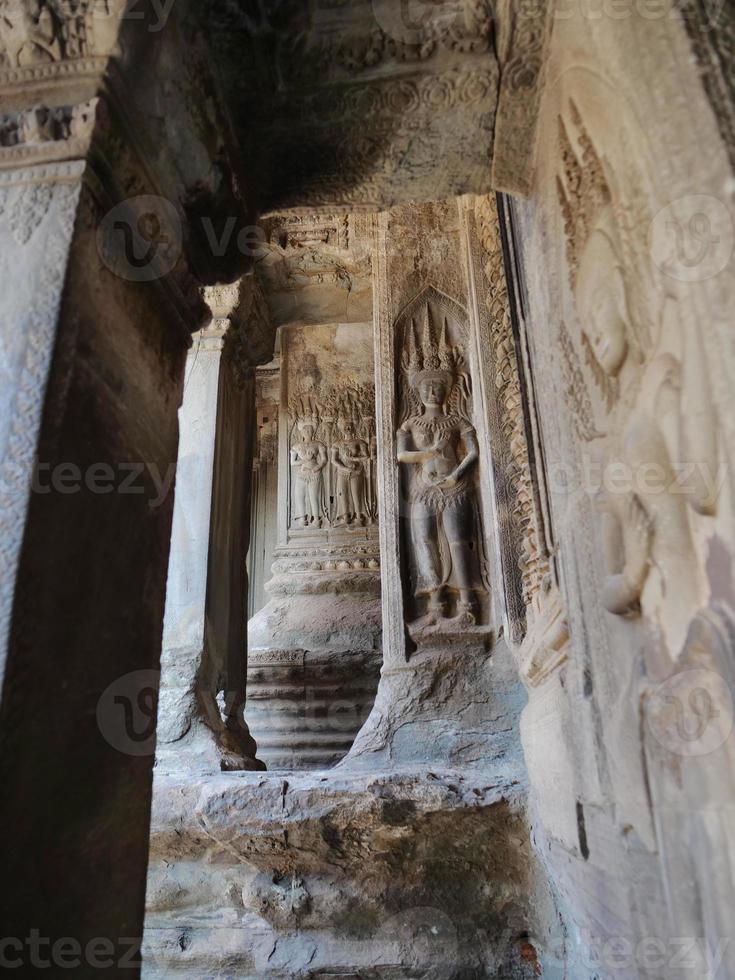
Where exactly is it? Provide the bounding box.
[0,177,82,680]
[473,193,551,621]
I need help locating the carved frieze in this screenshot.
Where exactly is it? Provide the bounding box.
[0,0,117,97]
[288,382,377,531]
[264,213,349,252]
[209,0,494,85]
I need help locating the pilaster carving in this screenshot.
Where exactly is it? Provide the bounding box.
[491,0,554,196]
[475,195,551,614]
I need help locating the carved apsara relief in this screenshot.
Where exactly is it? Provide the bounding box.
[556,97,723,655]
[396,287,489,632]
[288,383,377,531]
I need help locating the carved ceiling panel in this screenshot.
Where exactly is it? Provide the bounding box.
[201,0,499,210]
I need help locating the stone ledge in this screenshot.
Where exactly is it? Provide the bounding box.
[145,766,544,978]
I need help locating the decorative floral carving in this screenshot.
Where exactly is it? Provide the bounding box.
[475,195,550,611]
[558,321,604,443]
[556,100,612,290]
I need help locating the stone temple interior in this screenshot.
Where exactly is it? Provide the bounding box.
[1,1,734,977]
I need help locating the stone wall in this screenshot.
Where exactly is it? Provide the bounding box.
[504,3,735,976]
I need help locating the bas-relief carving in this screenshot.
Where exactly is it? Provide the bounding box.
[642,601,735,975]
[289,408,328,530]
[473,195,553,630]
[0,0,112,73]
[557,97,724,657]
[396,288,488,632]
[0,0,63,67]
[288,383,377,531]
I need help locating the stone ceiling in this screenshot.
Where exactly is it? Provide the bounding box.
[199,0,500,212]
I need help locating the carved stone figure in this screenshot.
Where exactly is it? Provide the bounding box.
[289,383,378,530]
[602,343,720,652]
[0,0,61,66]
[331,417,370,527]
[398,307,483,629]
[290,418,327,529]
[574,204,631,407]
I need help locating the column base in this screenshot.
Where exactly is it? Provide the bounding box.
[247,574,382,771]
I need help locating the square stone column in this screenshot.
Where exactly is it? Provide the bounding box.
[155,280,275,773]
[0,9,258,966]
[0,158,87,682]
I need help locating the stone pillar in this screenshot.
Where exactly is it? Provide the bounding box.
[0,158,87,684]
[248,358,281,619]
[0,139,207,966]
[247,321,382,770]
[0,5,257,963]
[155,281,274,773]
